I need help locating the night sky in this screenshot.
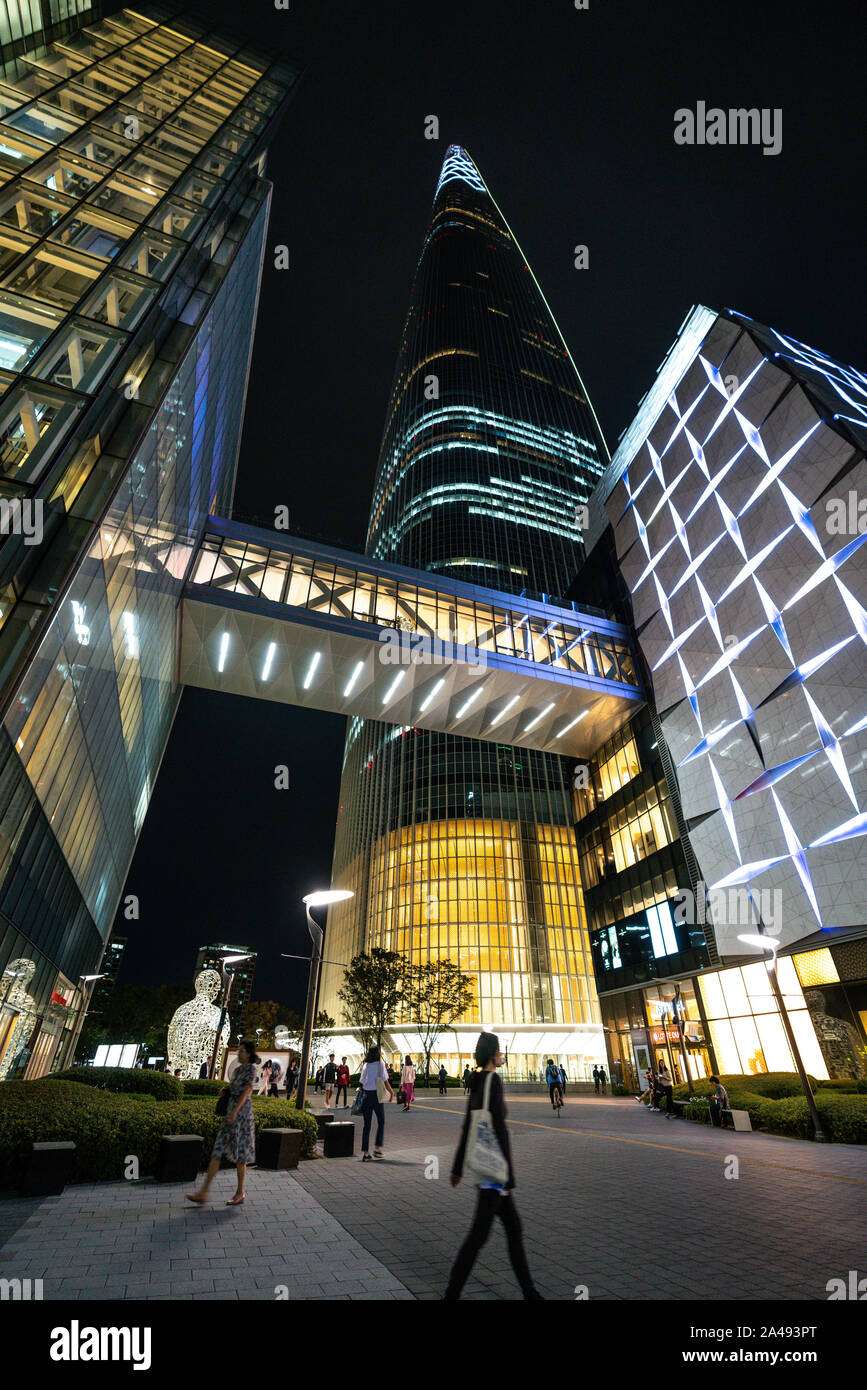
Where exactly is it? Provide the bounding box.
[112,0,863,1008]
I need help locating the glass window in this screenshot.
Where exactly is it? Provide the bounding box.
[117,227,183,282]
[5,243,104,311]
[61,125,132,169]
[48,202,135,260]
[147,195,206,242]
[0,225,35,276]
[30,317,127,394]
[90,170,161,220]
[53,82,115,123]
[4,102,82,146]
[91,102,159,141]
[28,150,107,199]
[121,148,186,192]
[78,267,156,330]
[0,379,84,485]
[0,291,65,370]
[173,169,223,209]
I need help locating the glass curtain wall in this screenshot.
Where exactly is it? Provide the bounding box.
[322,148,610,1056]
[0,6,299,1076]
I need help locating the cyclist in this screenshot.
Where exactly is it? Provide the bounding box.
[545,1058,563,1112]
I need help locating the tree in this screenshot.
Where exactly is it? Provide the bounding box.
[337,948,405,1052]
[239,1001,302,1049]
[403,959,475,1085]
[314,1009,335,1031]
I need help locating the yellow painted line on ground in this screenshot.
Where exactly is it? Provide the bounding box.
[411,1100,867,1186]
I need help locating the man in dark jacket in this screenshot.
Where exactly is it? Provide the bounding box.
[323,1054,338,1108]
[445,1032,542,1301]
[438,1065,448,1095]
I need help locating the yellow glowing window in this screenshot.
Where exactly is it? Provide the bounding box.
[793,948,839,988]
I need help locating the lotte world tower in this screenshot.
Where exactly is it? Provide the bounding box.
[320,146,612,1076]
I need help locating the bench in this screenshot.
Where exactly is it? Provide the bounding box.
[323,1123,355,1158]
[19,1141,75,1196]
[257,1127,303,1170]
[154,1134,203,1182]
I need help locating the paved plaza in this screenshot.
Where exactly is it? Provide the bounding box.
[1,1094,865,1300]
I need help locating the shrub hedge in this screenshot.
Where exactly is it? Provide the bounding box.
[670,1071,867,1143]
[49,1066,183,1100]
[180,1078,226,1097]
[0,1080,317,1188]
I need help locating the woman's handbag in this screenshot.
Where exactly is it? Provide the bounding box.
[375,1072,386,1102]
[215,1088,230,1117]
[464,1072,509,1185]
[350,1087,364,1116]
[397,1086,406,1105]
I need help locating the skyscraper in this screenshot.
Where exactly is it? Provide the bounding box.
[321,147,612,1076]
[0,4,300,1079]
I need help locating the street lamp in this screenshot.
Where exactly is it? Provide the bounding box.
[737,931,826,1142]
[295,889,353,1113]
[208,953,251,1081]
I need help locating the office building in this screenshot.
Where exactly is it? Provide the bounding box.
[0,3,300,1079]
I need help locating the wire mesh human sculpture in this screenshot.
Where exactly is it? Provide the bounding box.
[0,957,38,1080]
[167,968,229,1079]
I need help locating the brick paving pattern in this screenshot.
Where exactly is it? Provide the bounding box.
[1,1094,864,1300]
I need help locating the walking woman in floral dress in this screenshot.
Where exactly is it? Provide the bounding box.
[186,1039,259,1206]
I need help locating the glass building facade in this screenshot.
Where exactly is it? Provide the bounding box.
[0,4,299,1080]
[321,147,612,1079]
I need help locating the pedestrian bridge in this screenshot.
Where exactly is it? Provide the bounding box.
[176,516,643,756]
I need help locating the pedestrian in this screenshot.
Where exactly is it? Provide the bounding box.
[173,1068,182,1077]
[598,1065,607,1095]
[285,1062,298,1100]
[593,1064,600,1095]
[708,1074,729,1128]
[657,1061,675,1117]
[558,1063,567,1099]
[444,1032,542,1301]
[199,1058,209,1080]
[186,1039,259,1207]
[359,1044,394,1161]
[335,1056,350,1107]
[323,1053,337,1108]
[462,1065,471,1094]
[314,1065,324,1094]
[268,1058,281,1097]
[400,1055,416,1112]
[438,1064,448,1095]
[545,1058,563,1110]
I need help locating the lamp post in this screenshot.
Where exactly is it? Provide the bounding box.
[738,932,826,1142]
[295,889,353,1114]
[208,954,251,1081]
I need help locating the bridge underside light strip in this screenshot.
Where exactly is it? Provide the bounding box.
[557,710,588,737]
[488,694,520,727]
[302,651,321,688]
[382,670,406,704]
[419,677,445,713]
[455,685,485,719]
[524,701,555,733]
[343,660,364,697]
[262,641,277,681]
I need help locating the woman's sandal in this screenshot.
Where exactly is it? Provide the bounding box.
[226,1194,245,1205]
[185,1193,208,1204]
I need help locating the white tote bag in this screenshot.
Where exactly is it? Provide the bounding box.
[464,1071,509,1185]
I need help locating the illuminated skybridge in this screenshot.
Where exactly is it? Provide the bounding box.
[178,517,643,756]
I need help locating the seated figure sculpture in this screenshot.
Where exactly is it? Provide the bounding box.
[167,968,229,1080]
